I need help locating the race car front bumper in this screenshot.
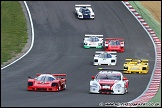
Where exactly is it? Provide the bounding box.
[28,86,59,91]
[90,87,125,94]
[84,45,102,48]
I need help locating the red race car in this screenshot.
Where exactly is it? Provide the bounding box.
[27,73,67,92]
[104,38,125,52]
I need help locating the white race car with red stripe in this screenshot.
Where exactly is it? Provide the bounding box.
[89,71,129,94]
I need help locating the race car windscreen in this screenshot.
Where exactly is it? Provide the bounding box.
[36,75,56,82]
[82,8,90,14]
[99,53,112,58]
[88,37,99,42]
[96,73,121,80]
[109,40,120,46]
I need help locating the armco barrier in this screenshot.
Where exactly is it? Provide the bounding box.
[120,1,161,107]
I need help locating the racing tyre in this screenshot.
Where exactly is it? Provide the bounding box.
[121,87,125,95]
[58,84,61,91]
[89,85,93,94]
[63,83,66,90]
[89,86,92,94]
[125,88,128,93]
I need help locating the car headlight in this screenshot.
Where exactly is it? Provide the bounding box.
[124,64,127,67]
[124,66,128,70]
[90,82,98,87]
[84,42,87,45]
[94,59,98,62]
[115,84,122,89]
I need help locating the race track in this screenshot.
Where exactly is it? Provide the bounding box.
[1,1,155,107]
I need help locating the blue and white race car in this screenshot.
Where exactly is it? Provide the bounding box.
[75,4,95,19]
[83,34,103,48]
[93,51,117,66]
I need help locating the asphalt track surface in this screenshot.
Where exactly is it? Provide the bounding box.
[1,1,155,107]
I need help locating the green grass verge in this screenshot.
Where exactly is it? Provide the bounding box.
[1,1,28,64]
[128,1,161,107]
[129,1,161,40]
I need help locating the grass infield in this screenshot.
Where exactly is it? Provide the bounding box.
[1,1,28,64]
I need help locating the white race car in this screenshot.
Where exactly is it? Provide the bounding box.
[75,4,95,19]
[83,34,103,48]
[89,70,129,94]
[93,51,117,66]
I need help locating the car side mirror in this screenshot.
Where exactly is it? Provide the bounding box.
[123,77,127,80]
[91,76,95,80]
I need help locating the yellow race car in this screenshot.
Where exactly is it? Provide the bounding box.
[123,58,149,74]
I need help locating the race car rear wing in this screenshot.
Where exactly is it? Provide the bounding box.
[52,74,67,77]
[98,68,128,71]
[125,58,134,61]
[125,58,139,62]
[75,4,91,7]
[105,38,124,41]
[94,51,117,57]
[85,34,103,37]
[95,51,117,54]
[36,73,41,76]
[35,73,67,77]
[141,59,149,63]
[52,74,67,79]
[125,58,148,63]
